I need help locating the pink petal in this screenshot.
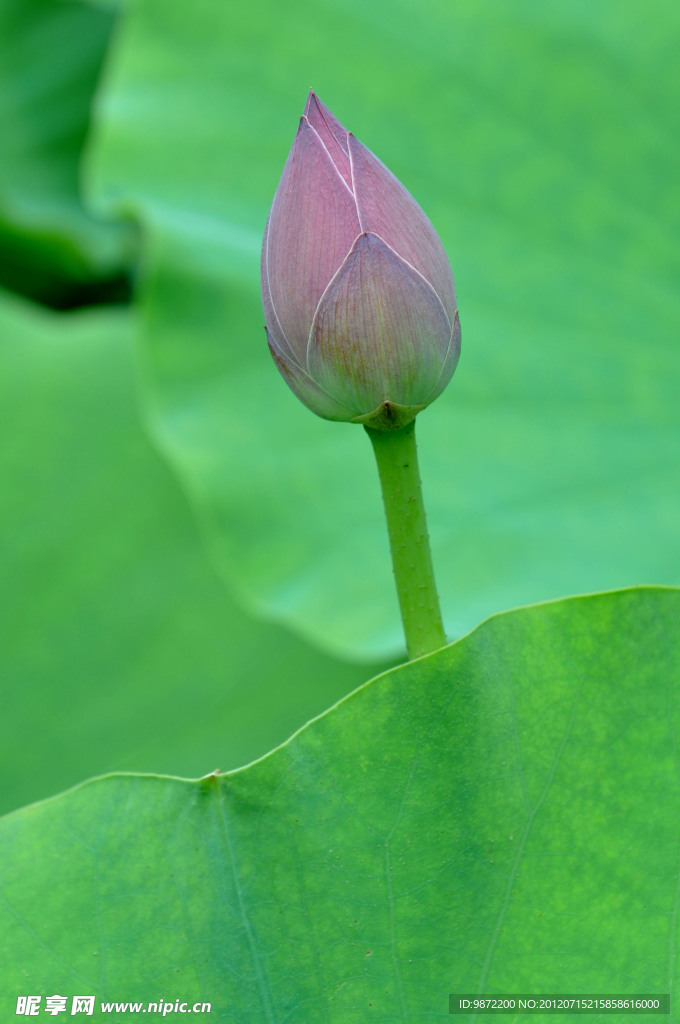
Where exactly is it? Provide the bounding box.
[261,212,301,371]
[425,309,461,406]
[308,233,451,414]
[266,329,360,422]
[263,117,360,363]
[349,134,456,323]
[304,91,352,188]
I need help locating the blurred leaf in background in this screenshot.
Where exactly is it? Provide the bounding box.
[0,291,380,817]
[89,0,680,660]
[0,0,136,307]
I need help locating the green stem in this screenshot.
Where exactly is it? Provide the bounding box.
[365,419,447,660]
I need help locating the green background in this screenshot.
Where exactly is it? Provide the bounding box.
[1,0,679,1016]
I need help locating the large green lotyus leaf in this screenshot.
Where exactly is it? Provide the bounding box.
[88,0,680,659]
[1,587,679,1019]
[0,290,377,816]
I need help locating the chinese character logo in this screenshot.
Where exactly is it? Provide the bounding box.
[71,997,95,1016]
[16,996,41,1016]
[45,995,68,1016]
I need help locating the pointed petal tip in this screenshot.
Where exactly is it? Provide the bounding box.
[304,90,327,119]
[304,93,349,139]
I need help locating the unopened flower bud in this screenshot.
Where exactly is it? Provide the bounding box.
[261,91,461,430]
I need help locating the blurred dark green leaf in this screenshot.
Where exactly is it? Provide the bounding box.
[2,587,678,1019]
[0,291,379,816]
[0,0,135,306]
[87,0,680,659]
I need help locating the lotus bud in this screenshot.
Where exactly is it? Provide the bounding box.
[261,91,461,431]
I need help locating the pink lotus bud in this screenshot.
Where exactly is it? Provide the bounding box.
[261,92,461,430]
